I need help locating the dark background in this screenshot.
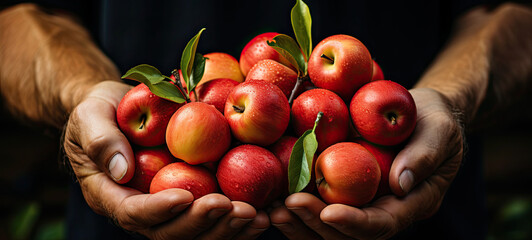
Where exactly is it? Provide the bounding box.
[1,0,532,239]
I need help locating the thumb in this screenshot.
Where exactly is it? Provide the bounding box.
[389,88,463,196]
[65,81,135,184]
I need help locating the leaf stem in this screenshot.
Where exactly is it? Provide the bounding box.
[313,112,323,132]
[193,89,199,102]
[288,76,308,105]
[172,69,191,103]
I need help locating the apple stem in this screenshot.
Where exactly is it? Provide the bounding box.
[388,113,397,125]
[233,105,245,113]
[316,177,325,187]
[288,76,307,105]
[139,114,147,130]
[171,69,191,103]
[320,54,334,64]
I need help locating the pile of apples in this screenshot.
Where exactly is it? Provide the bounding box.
[116,1,417,209]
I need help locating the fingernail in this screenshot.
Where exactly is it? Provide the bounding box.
[229,218,252,228]
[399,169,415,193]
[171,203,191,214]
[108,153,127,181]
[208,208,229,220]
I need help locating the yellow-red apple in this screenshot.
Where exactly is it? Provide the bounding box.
[239,32,293,76]
[190,78,239,113]
[200,52,244,85]
[224,80,290,146]
[150,162,217,199]
[117,83,183,147]
[308,34,373,101]
[166,102,231,164]
[315,142,381,206]
[245,59,298,98]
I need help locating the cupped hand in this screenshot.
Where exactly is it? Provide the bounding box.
[63,80,269,239]
[270,87,464,239]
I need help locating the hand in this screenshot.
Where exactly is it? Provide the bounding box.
[270,87,464,239]
[63,81,269,239]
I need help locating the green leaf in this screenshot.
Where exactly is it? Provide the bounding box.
[291,0,312,61]
[121,64,166,85]
[181,28,206,93]
[188,53,207,93]
[288,112,323,194]
[122,64,186,103]
[267,34,307,76]
[288,130,313,194]
[147,81,187,103]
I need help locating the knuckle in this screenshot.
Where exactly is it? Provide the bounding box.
[85,134,114,163]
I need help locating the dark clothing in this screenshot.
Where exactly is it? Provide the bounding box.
[1,0,502,239]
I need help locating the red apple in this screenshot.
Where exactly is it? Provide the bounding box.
[269,136,297,197]
[245,59,298,98]
[350,80,417,146]
[190,78,239,113]
[239,32,293,76]
[116,83,183,147]
[224,80,290,146]
[150,162,218,199]
[354,139,398,197]
[166,102,231,164]
[315,142,380,206]
[216,145,283,209]
[371,59,385,81]
[291,89,350,152]
[308,34,373,101]
[126,147,176,193]
[200,52,244,85]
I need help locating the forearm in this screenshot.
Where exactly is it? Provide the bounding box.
[0,4,120,128]
[415,3,532,124]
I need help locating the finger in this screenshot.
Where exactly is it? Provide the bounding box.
[65,81,135,184]
[150,193,233,239]
[195,201,256,240]
[285,193,350,240]
[270,204,321,240]
[76,170,194,235]
[389,88,463,195]
[233,210,270,240]
[320,182,442,239]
